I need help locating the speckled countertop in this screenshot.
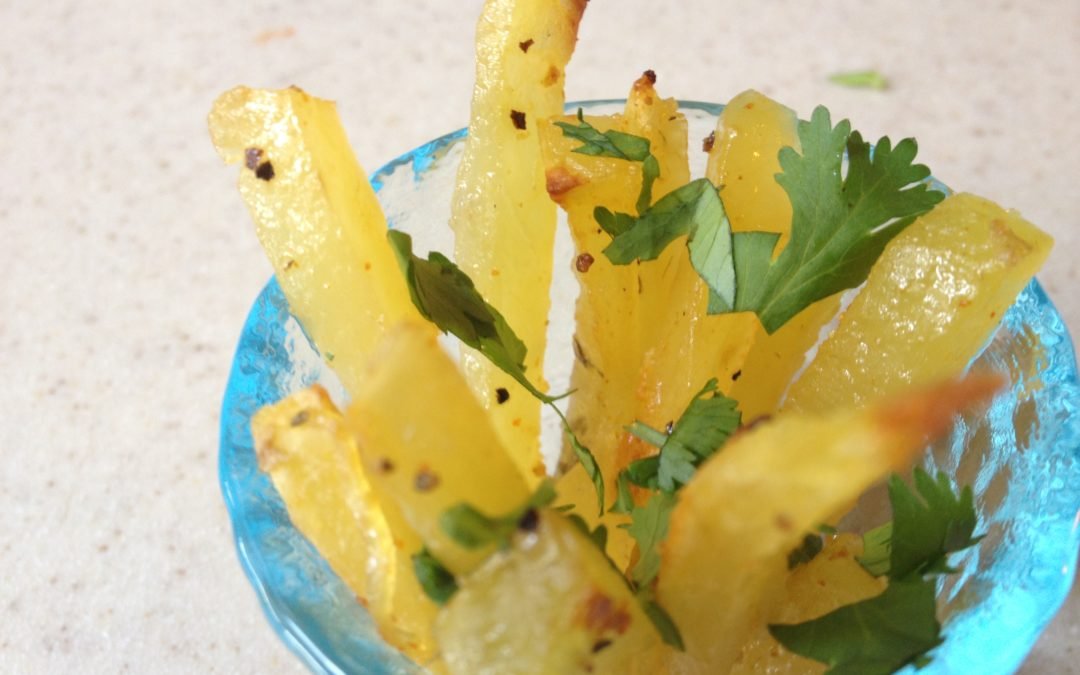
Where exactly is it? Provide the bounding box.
[2,0,1077,672]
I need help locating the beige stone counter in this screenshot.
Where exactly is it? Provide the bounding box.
[1,0,1075,672]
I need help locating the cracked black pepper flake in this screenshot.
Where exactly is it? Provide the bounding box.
[731,369,742,381]
[495,387,510,404]
[510,109,527,130]
[244,147,264,170]
[415,466,440,492]
[643,69,657,84]
[665,420,674,434]
[703,131,716,153]
[591,639,613,654]
[517,508,539,532]
[378,458,395,474]
[290,410,309,427]
[255,160,275,181]
[519,38,534,52]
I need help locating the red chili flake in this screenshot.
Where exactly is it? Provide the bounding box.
[519,38,534,52]
[643,69,657,84]
[510,110,527,130]
[576,252,595,273]
[702,131,716,153]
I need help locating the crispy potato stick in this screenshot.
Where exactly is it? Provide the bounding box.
[209,87,425,399]
[539,74,689,565]
[346,321,531,577]
[251,386,439,662]
[436,512,664,675]
[450,0,588,483]
[705,90,844,421]
[658,375,1003,673]
[786,193,1053,413]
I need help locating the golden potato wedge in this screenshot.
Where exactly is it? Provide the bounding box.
[539,74,690,502]
[250,386,438,661]
[209,87,423,398]
[706,90,843,421]
[657,375,1002,673]
[786,193,1053,413]
[346,321,531,576]
[435,511,664,675]
[450,0,588,484]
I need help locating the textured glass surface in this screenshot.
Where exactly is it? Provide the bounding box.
[219,101,1080,675]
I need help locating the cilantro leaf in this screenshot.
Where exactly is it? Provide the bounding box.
[656,378,740,491]
[411,548,458,605]
[440,480,557,550]
[639,593,685,650]
[885,468,982,580]
[387,230,556,402]
[769,577,942,675]
[554,110,659,214]
[603,179,736,309]
[721,106,945,332]
[551,405,604,516]
[857,522,893,577]
[594,206,636,237]
[829,70,889,91]
[624,490,677,589]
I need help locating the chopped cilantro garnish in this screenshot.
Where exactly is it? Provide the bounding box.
[769,578,942,675]
[772,468,983,672]
[411,548,458,605]
[620,378,741,493]
[388,230,605,513]
[829,70,889,91]
[388,230,553,402]
[864,468,982,580]
[624,490,677,589]
[585,105,945,334]
[604,180,736,309]
[440,480,557,551]
[554,109,659,214]
[719,106,945,331]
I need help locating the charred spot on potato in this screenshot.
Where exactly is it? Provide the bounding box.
[702,131,716,152]
[591,639,613,654]
[580,591,632,635]
[289,410,309,427]
[576,252,595,273]
[542,65,561,86]
[643,69,657,84]
[519,38,534,52]
[517,508,540,532]
[244,147,264,170]
[255,160,276,181]
[510,109,527,130]
[284,258,298,271]
[495,387,510,404]
[415,466,440,492]
[377,457,395,474]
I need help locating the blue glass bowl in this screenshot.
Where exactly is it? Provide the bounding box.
[219,101,1080,674]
